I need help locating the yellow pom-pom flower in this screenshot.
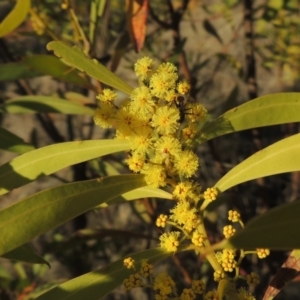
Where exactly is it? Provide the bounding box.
[159,231,181,252]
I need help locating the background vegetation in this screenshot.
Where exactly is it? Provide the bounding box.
[0,0,299,299]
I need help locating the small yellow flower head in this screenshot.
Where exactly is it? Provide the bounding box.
[96,88,117,103]
[153,272,176,295]
[155,136,182,158]
[223,225,236,239]
[129,127,153,155]
[180,288,196,300]
[237,287,256,300]
[165,90,178,103]
[203,187,218,202]
[125,152,145,173]
[246,272,260,286]
[221,249,237,272]
[94,103,116,128]
[173,181,201,202]
[174,150,199,178]
[149,72,177,98]
[155,294,168,300]
[228,210,241,222]
[191,280,204,294]
[170,201,200,232]
[123,273,142,291]
[151,106,180,136]
[256,248,270,259]
[159,231,181,252]
[204,290,217,300]
[192,230,206,247]
[156,214,168,228]
[134,57,154,80]
[177,81,191,95]
[182,123,198,140]
[123,257,135,269]
[142,164,167,188]
[130,86,155,116]
[213,270,225,282]
[139,260,153,277]
[157,62,178,74]
[187,103,207,123]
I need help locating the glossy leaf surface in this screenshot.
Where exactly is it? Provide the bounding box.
[47,41,133,95]
[98,186,173,208]
[215,133,300,192]
[0,174,146,255]
[23,55,95,89]
[200,93,300,142]
[0,140,130,195]
[1,96,94,115]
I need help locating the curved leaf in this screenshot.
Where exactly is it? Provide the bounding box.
[0,139,130,196]
[0,62,41,81]
[0,174,146,255]
[0,0,31,37]
[215,133,300,192]
[2,244,50,266]
[0,127,34,154]
[218,200,300,249]
[98,186,173,208]
[1,96,94,115]
[199,93,300,142]
[46,41,134,95]
[35,248,170,300]
[23,55,95,90]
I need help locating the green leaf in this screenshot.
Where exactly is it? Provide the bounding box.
[22,55,95,89]
[0,139,130,196]
[1,96,94,115]
[199,93,300,142]
[0,127,34,154]
[215,133,300,192]
[46,41,134,95]
[0,62,41,81]
[0,0,31,37]
[98,186,173,208]
[35,248,169,300]
[0,174,146,255]
[219,200,300,249]
[2,244,50,266]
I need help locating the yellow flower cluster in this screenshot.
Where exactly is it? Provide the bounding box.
[219,249,237,272]
[123,273,142,291]
[256,248,270,259]
[223,225,236,239]
[156,214,168,228]
[94,57,208,189]
[159,231,181,252]
[203,187,218,202]
[246,272,260,286]
[228,210,241,222]
[123,259,153,291]
[153,272,176,299]
[123,257,135,269]
[180,288,196,300]
[213,270,225,282]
